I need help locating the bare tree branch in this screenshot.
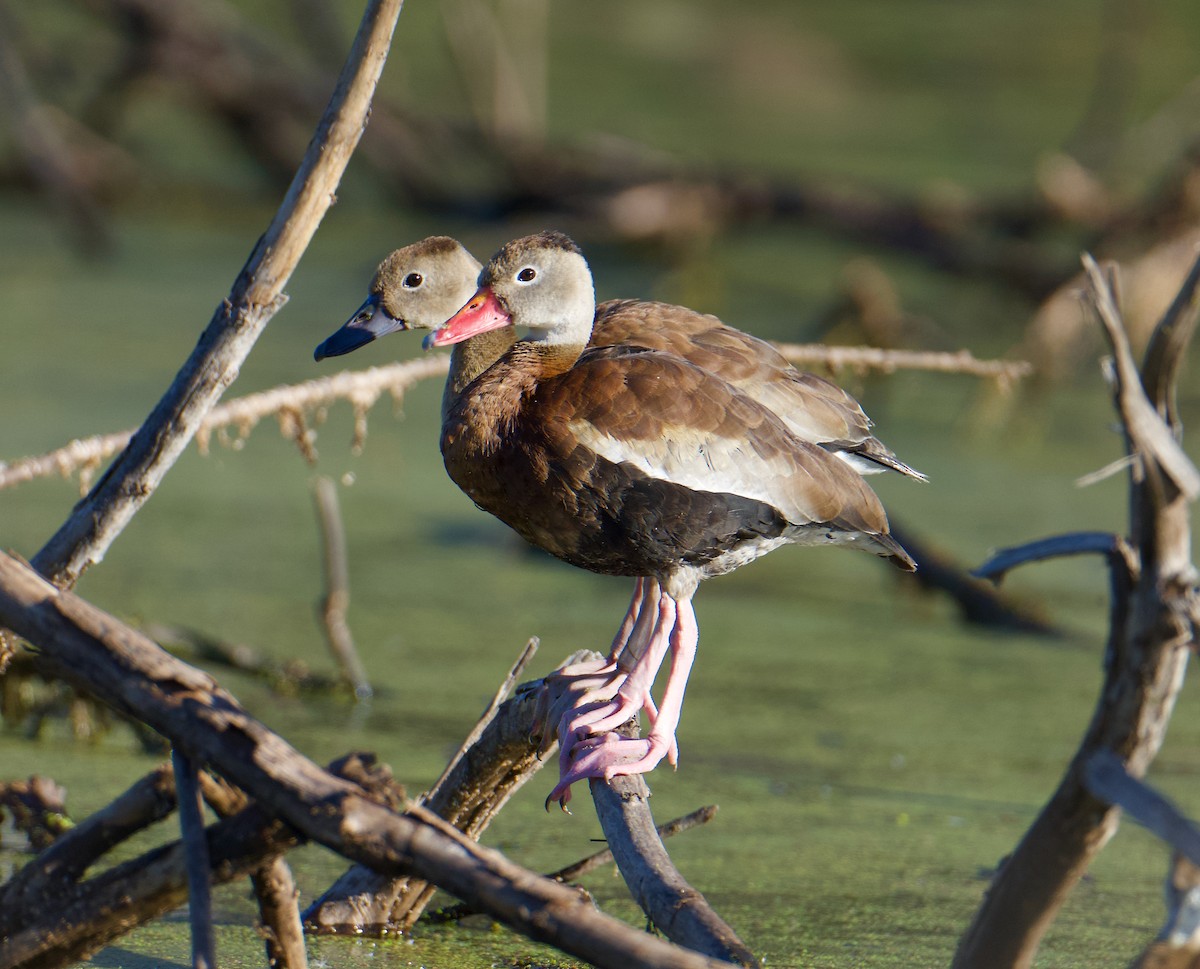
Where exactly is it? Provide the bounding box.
[592,768,756,967]
[1084,749,1200,867]
[775,343,1033,386]
[1082,253,1200,501]
[172,748,216,969]
[250,859,308,969]
[0,552,735,968]
[973,531,1137,584]
[28,0,406,588]
[425,804,720,924]
[305,640,549,935]
[952,256,1199,969]
[313,475,371,700]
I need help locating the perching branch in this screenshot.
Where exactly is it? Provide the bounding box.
[28,0,406,588]
[0,550,736,969]
[592,765,756,967]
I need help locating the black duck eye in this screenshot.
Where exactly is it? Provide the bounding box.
[403,272,423,289]
[517,267,537,283]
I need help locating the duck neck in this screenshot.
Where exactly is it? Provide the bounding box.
[510,339,587,378]
[442,328,518,421]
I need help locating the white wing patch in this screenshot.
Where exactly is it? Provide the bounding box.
[567,419,813,523]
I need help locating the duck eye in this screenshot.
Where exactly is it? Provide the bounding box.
[517,267,537,283]
[403,272,423,289]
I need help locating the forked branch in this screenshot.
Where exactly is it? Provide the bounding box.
[951,250,1200,969]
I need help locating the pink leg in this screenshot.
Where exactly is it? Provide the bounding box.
[557,589,674,762]
[609,576,645,661]
[532,577,649,741]
[614,578,660,672]
[547,594,697,807]
[548,577,661,752]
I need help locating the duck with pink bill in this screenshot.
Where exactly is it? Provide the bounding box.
[422,231,918,806]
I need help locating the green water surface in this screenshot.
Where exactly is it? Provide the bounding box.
[4,0,1200,965]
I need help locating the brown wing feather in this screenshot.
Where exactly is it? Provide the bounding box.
[591,300,922,479]
[534,348,893,537]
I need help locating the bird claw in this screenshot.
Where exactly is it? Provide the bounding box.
[531,660,625,752]
[547,731,677,805]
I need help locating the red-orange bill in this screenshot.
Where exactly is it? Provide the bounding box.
[424,288,512,348]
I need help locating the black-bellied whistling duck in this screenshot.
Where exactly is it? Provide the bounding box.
[314,239,924,734]
[426,231,917,806]
[313,237,517,422]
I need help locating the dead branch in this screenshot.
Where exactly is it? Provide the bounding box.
[142,622,342,694]
[172,748,216,969]
[1084,750,1200,868]
[0,552,733,969]
[305,640,548,935]
[974,531,1137,585]
[1085,752,1200,968]
[313,476,371,700]
[951,252,1200,969]
[592,764,756,967]
[27,0,406,589]
[770,344,1032,386]
[425,638,539,798]
[0,766,173,921]
[0,798,303,969]
[890,520,1060,635]
[1084,254,1200,501]
[0,357,450,494]
[425,804,720,924]
[1134,855,1200,968]
[250,859,307,969]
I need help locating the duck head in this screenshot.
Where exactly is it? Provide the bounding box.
[425,231,595,350]
[314,236,482,361]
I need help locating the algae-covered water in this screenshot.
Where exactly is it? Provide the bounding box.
[4,0,1200,965]
[3,200,1199,969]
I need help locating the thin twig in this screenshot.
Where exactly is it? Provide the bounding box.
[1083,253,1200,500]
[172,748,216,969]
[313,475,371,700]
